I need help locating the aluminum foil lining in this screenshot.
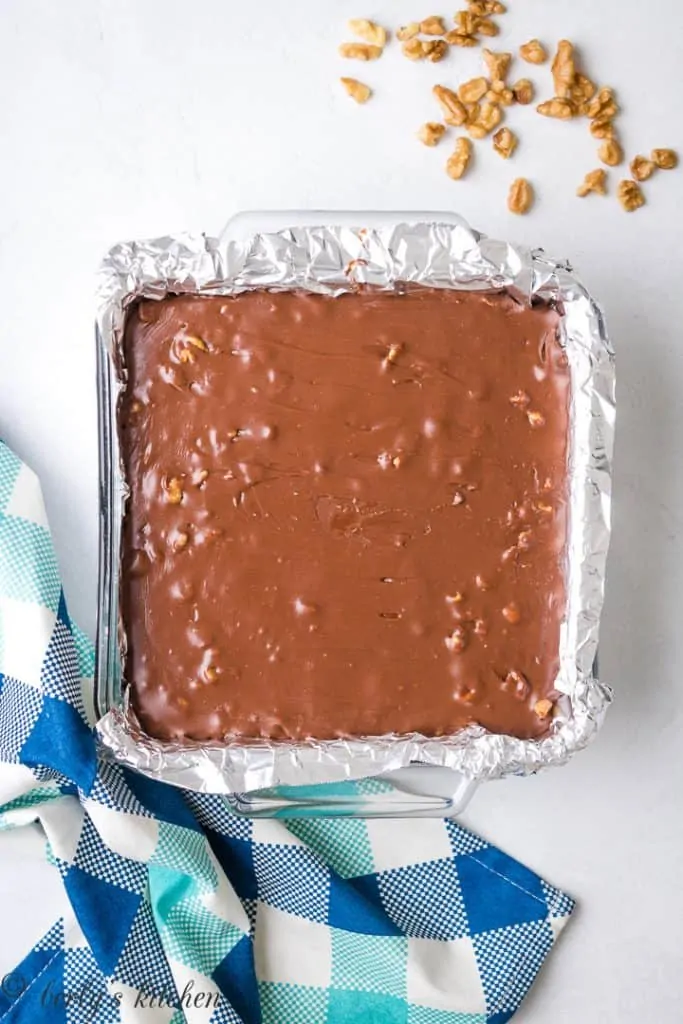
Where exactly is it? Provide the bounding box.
[95,215,615,793]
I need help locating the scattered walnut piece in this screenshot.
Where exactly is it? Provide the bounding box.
[446,137,473,180]
[348,18,387,48]
[630,155,655,182]
[551,39,575,98]
[651,148,678,170]
[339,42,383,61]
[512,78,534,104]
[433,84,468,126]
[534,698,554,719]
[402,38,428,60]
[482,48,511,81]
[340,77,372,103]
[598,137,623,167]
[537,98,575,120]
[470,0,506,12]
[617,179,645,212]
[508,177,534,214]
[527,409,545,427]
[487,84,514,105]
[468,101,502,138]
[520,38,547,64]
[589,115,615,140]
[454,10,478,35]
[420,15,446,35]
[576,168,607,197]
[476,17,500,37]
[418,121,447,146]
[397,22,420,41]
[425,39,449,62]
[445,30,478,46]
[458,76,489,104]
[571,73,596,103]
[465,101,481,125]
[586,86,617,120]
[493,126,517,158]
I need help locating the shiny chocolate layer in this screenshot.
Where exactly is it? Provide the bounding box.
[120,287,569,742]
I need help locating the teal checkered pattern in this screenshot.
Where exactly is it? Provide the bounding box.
[0,440,575,1023]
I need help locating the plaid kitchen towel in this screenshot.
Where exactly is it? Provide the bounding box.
[0,439,574,1024]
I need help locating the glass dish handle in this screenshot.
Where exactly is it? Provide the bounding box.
[227,767,479,819]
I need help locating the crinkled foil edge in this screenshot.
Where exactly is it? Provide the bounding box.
[95,217,615,793]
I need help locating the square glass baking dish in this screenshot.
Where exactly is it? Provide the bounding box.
[95,209,612,817]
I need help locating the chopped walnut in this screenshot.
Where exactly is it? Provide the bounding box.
[537,98,575,120]
[576,168,607,197]
[551,39,576,98]
[340,77,372,103]
[425,39,449,62]
[508,177,534,214]
[493,126,517,158]
[503,670,530,699]
[589,115,615,140]
[534,698,554,719]
[454,10,478,35]
[571,73,596,103]
[598,137,623,167]
[527,410,545,427]
[482,48,511,81]
[433,84,468,126]
[509,389,530,407]
[186,335,208,351]
[652,148,678,170]
[339,42,383,60]
[468,101,502,138]
[487,86,513,105]
[586,87,618,120]
[420,15,446,35]
[502,603,521,624]
[418,121,447,146]
[446,137,473,179]
[476,17,500,37]
[470,0,506,12]
[520,38,547,64]
[630,155,655,182]
[512,78,534,104]
[397,22,420,41]
[401,38,427,60]
[445,625,468,652]
[465,102,481,126]
[617,179,645,212]
[458,77,489,104]
[348,18,387,47]
[171,530,189,552]
[445,30,478,46]
[163,477,183,505]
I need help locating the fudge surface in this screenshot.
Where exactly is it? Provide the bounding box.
[120,287,569,742]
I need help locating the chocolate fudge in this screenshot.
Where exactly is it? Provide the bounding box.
[120,287,569,742]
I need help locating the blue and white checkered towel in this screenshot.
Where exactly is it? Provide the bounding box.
[0,440,574,1024]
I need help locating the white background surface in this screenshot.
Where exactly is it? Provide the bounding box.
[1,0,682,1020]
